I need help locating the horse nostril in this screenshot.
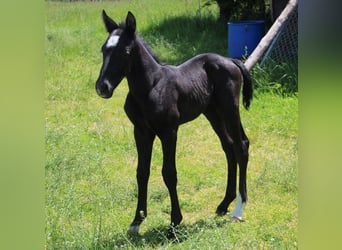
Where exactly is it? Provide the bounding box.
[103,79,114,91]
[95,79,113,99]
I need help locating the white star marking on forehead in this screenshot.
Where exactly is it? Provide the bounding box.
[106,35,120,48]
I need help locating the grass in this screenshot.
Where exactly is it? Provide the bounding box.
[46,1,298,249]
[252,60,298,96]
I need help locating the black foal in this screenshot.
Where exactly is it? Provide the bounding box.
[95,11,253,238]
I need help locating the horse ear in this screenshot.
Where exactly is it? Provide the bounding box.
[125,11,136,34]
[102,10,118,33]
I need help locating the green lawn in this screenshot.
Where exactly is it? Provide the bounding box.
[46,1,298,249]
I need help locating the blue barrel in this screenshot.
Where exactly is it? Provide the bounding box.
[228,20,265,58]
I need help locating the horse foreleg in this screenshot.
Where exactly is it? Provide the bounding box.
[128,126,155,235]
[159,128,183,239]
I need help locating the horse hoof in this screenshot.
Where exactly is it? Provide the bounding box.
[230,216,245,223]
[166,230,176,240]
[166,224,179,240]
[127,224,140,235]
[216,207,228,216]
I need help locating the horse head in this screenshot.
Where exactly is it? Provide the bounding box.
[95,11,136,98]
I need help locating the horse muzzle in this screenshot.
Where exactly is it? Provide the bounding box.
[96,78,115,99]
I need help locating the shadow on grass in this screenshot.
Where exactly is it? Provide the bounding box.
[94,216,235,248]
[140,14,228,65]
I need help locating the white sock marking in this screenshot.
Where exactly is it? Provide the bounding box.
[231,192,246,220]
[128,224,140,234]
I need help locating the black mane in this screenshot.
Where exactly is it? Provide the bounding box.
[136,35,163,65]
[117,21,162,64]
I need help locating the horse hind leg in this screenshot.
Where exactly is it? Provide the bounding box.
[229,121,249,221]
[208,65,249,220]
[204,108,238,216]
[216,101,249,221]
[217,141,238,216]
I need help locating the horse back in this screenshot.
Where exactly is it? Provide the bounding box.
[157,53,246,123]
[178,53,244,102]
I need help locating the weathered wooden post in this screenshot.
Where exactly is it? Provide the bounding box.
[244,0,298,71]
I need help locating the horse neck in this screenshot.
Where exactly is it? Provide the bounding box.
[127,39,160,97]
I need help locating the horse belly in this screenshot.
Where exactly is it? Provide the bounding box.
[177,82,212,124]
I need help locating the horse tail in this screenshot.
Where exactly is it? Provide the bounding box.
[232,59,253,110]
